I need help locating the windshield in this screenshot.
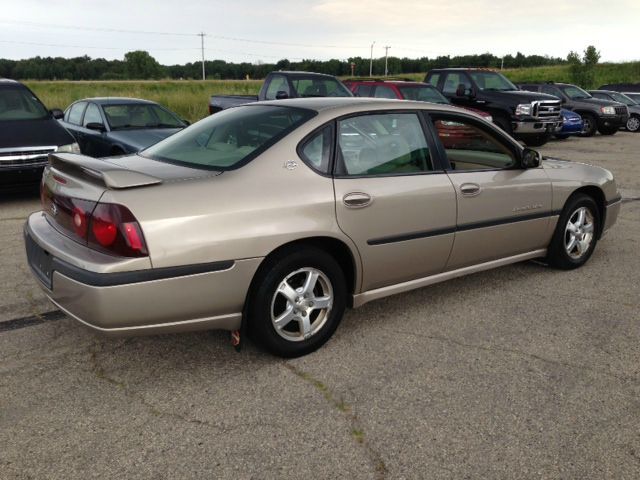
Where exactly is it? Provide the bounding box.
[625,93,640,103]
[141,105,315,171]
[103,103,185,130]
[290,77,352,97]
[561,85,592,100]
[397,85,449,104]
[0,86,49,121]
[609,91,637,106]
[468,72,518,91]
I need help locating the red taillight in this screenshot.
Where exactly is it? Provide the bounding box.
[87,203,148,257]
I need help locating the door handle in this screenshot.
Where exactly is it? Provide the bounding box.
[460,183,481,197]
[343,192,372,208]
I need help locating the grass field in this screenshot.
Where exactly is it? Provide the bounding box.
[25,62,639,124]
[25,80,262,124]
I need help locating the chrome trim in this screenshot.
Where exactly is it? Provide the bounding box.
[352,249,547,308]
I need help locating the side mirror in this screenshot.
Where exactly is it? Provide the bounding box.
[85,122,106,132]
[182,119,191,126]
[275,91,289,100]
[521,148,541,168]
[50,109,64,119]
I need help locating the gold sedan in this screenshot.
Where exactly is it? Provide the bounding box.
[24,98,621,357]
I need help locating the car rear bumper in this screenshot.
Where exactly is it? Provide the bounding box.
[24,212,261,336]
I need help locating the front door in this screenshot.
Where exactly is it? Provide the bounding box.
[428,112,553,270]
[332,111,457,292]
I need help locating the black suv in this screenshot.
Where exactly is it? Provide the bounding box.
[425,69,562,146]
[517,82,628,137]
[0,79,78,189]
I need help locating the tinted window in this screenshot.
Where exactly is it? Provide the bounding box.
[67,102,87,125]
[560,86,592,100]
[83,103,103,127]
[0,86,49,121]
[468,72,518,91]
[142,105,315,171]
[299,125,332,173]
[337,113,432,176]
[443,73,472,95]
[355,85,372,97]
[541,85,562,99]
[373,85,397,99]
[427,73,440,88]
[432,115,516,171]
[265,75,290,100]
[290,77,351,97]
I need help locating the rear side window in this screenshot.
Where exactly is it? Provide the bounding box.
[427,73,440,88]
[336,113,433,176]
[443,73,472,95]
[66,102,87,125]
[299,125,333,174]
[355,85,372,97]
[142,105,315,171]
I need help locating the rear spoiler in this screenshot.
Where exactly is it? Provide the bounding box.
[48,153,162,189]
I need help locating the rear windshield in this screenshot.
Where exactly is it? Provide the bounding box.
[397,85,449,104]
[0,86,49,121]
[103,103,185,130]
[141,105,315,170]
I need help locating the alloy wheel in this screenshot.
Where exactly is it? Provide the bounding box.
[627,116,640,132]
[564,207,595,260]
[270,267,333,342]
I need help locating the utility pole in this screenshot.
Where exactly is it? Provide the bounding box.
[384,46,391,76]
[369,41,375,77]
[501,57,504,70]
[199,32,206,80]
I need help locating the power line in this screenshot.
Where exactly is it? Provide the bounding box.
[0,39,200,51]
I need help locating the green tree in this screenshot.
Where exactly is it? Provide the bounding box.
[124,51,164,79]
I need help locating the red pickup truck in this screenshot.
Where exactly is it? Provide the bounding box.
[343,78,493,122]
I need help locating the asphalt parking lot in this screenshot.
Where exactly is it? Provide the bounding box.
[1,132,639,479]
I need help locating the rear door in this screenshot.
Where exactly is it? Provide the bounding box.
[332,110,457,292]
[427,111,552,270]
[61,101,87,148]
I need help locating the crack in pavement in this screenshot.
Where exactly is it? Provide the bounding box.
[88,342,228,433]
[390,330,639,386]
[283,362,388,479]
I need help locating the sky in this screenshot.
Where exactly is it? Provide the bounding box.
[0,0,638,65]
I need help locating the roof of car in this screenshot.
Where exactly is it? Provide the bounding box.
[0,78,20,85]
[76,97,158,105]
[588,89,617,94]
[344,79,430,86]
[275,71,341,78]
[256,97,463,114]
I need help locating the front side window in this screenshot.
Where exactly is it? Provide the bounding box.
[373,85,398,99]
[142,105,315,171]
[431,114,516,171]
[541,85,563,99]
[82,103,103,127]
[560,85,592,100]
[337,113,432,176]
[264,75,290,100]
[0,87,49,121]
[355,84,372,97]
[469,72,518,91]
[66,102,87,125]
[443,73,472,95]
[290,77,352,97]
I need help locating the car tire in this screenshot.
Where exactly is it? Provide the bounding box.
[247,246,347,358]
[546,193,600,270]
[597,125,618,135]
[625,115,640,132]
[580,113,598,137]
